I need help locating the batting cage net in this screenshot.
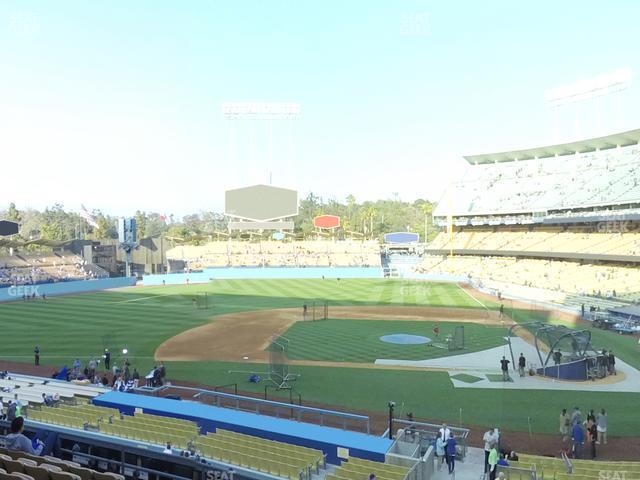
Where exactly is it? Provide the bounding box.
[267,335,299,389]
[301,300,328,321]
[196,292,211,310]
[448,325,465,351]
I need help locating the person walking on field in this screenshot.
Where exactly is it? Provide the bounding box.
[34,346,40,366]
[518,353,526,377]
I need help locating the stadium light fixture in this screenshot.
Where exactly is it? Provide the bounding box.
[545,68,632,107]
[222,102,301,120]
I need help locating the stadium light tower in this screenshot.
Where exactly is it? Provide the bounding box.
[545,68,632,141]
[222,102,301,185]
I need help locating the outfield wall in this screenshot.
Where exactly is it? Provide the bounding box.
[0,277,137,302]
[143,267,384,285]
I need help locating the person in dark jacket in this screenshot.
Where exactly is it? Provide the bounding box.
[104,349,111,371]
[572,421,584,459]
[445,433,457,474]
[34,346,40,366]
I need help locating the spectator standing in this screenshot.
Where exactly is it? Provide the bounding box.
[88,358,97,379]
[571,407,583,425]
[483,428,498,473]
[7,401,17,421]
[588,421,597,459]
[445,433,457,474]
[439,423,451,441]
[488,443,499,480]
[596,409,608,445]
[572,421,584,459]
[435,432,446,471]
[559,409,570,436]
[72,358,82,377]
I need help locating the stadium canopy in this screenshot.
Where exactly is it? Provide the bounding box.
[465,127,640,165]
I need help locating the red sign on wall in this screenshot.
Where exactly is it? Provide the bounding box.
[313,215,341,229]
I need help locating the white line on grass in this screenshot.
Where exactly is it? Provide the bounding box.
[111,293,173,304]
[457,283,489,311]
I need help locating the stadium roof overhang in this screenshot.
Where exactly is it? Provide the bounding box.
[464,128,640,165]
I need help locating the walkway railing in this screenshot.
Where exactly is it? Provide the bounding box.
[136,384,371,433]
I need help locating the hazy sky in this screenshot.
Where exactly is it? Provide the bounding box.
[2,0,640,217]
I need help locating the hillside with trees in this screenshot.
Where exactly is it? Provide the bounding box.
[0,195,437,251]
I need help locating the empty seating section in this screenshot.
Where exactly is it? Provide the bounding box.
[27,406,342,479]
[434,145,640,218]
[0,252,108,287]
[100,412,199,450]
[0,446,124,480]
[512,453,640,479]
[428,229,640,257]
[329,457,410,480]
[416,254,640,298]
[29,405,119,429]
[196,429,324,479]
[167,240,381,269]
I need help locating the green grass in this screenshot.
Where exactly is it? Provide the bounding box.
[0,278,638,436]
[450,373,484,384]
[282,318,508,362]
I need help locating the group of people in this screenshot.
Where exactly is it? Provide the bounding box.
[36,347,150,392]
[499,353,529,382]
[560,406,608,459]
[434,423,458,475]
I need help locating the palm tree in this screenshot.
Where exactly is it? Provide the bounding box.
[420,203,432,243]
[365,206,377,238]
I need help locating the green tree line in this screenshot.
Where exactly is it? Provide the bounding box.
[1,195,438,250]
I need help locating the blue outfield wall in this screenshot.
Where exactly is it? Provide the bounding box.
[94,391,392,464]
[0,277,137,302]
[143,267,384,285]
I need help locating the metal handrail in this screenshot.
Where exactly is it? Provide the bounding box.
[138,384,371,433]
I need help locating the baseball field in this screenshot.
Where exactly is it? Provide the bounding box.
[1,278,639,437]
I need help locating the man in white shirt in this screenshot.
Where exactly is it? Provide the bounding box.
[483,428,499,473]
[439,423,451,441]
[163,442,172,454]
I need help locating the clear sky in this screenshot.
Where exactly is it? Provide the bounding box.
[2,0,640,217]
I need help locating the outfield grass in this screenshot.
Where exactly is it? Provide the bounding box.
[0,278,638,436]
[283,318,508,362]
